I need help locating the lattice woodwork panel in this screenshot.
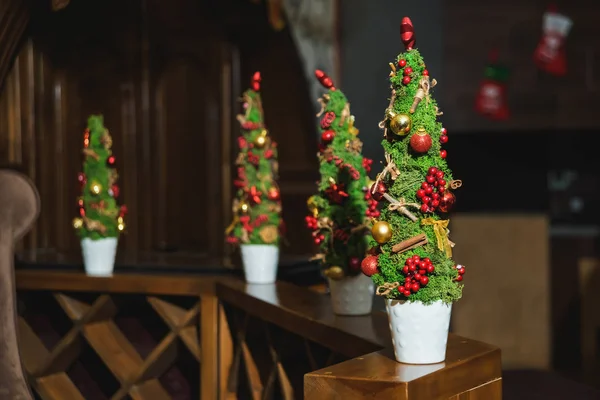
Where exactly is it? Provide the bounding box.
[221,304,347,399]
[18,292,202,400]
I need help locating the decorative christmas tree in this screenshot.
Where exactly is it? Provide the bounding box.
[73,115,127,239]
[226,72,282,246]
[306,70,377,280]
[362,18,465,304]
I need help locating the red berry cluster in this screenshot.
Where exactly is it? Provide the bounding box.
[247,151,260,166]
[234,166,247,188]
[362,158,373,173]
[364,190,380,218]
[313,231,326,244]
[399,255,435,297]
[416,167,446,213]
[323,155,359,180]
[453,264,466,282]
[241,121,261,130]
[320,111,336,129]
[440,128,448,159]
[305,215,326,244]
[325,182,349,204]
[305,215,318,229]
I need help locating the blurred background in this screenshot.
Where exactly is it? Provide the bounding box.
[2,0,600,394]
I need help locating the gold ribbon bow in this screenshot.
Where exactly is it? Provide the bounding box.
[421,218,452,258]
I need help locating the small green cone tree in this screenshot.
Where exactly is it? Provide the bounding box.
[305,70,377,280]
[73,115,127,239]
[361,18,465,304]
[226,72,282,246]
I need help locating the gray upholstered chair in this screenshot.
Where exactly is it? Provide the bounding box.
[0,169,39,399]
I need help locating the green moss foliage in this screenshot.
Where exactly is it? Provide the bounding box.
[75,115,125,240]
[369,49,463,304]
[228,80,282,246]
[307,86,373,276]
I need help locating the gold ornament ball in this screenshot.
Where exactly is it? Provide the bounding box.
[324,266,344,280]
[386,110,412,136]
[90,182,102,195]
[72,218,83,229]
[254,130,269,148]
[239,201,250,214]
[371,221,393,244]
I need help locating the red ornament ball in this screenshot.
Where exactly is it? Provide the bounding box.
[404,67,413,75]
[441,127,447,135]
[402,76,411,85]
[410,129,432,153]
[428,167,438,176]
[370,181,387,201]
[423,69,429,76]
[321,130,335,142]
[439,191,456,213]
[79,207,85,217]
[349,257,361,271]
[440,134,449,144]
[440,150,447,159]
[267,187,280,201]
[398,59,407,68]
[107,156,116,165]
[111,185,120,198]
[361,255,379,277]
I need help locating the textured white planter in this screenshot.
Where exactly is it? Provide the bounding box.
[329,273,374,316]
[386,299,452,364]
[81,237,118,277]
[240,244,279,284]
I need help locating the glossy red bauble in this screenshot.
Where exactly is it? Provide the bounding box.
[321,130,335,142]
[361,255,379,277]
[440,150,447,159]
[370,181,387,201]
[440,134,449,144]
[410,130,432,153]
[349,257,361,271]
[438,191,456,213]
[398,59,407,68]
[402,76,411,85]
[267,187,280,201]
[404,67,413,75]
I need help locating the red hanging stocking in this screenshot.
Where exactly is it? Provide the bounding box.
[533,5,573,76]
[475,50,510,120]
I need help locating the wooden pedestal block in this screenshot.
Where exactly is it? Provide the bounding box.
[304,336,502,400]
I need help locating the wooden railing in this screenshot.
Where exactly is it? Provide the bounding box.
[16,270,502,399]
[16,270,223,399]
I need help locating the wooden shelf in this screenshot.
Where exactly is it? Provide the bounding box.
[305,337,502,399]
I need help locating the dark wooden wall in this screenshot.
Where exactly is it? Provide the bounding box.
[443,1,600,131]
[0,0,319,263]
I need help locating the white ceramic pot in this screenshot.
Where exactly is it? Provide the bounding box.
[81,237,118,277]
[385,299,452,364]
[329,273,374,316]
[240,244,279,284]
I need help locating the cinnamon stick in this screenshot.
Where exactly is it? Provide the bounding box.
[391,233,428,254]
